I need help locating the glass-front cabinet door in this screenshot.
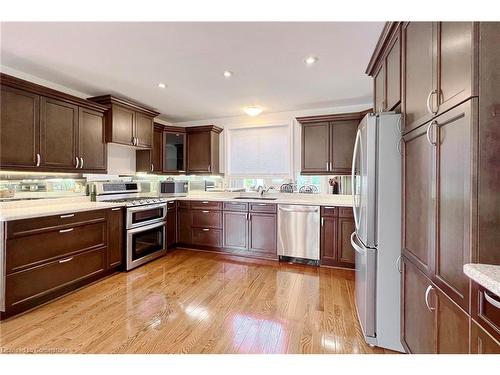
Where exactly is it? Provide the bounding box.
[163,131,186,173]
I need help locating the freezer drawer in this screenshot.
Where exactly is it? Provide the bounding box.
[277,205,320,260]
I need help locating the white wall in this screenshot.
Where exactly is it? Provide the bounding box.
[173,104,371,178]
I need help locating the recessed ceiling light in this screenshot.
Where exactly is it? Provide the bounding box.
[158,83,167,89]
[243,106,264,117]
[304,56,318,65]
[223,71,233,78]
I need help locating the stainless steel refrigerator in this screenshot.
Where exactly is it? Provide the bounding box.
[350,112,404,352]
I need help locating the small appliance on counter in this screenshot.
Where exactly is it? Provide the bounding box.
[159,180,188,197]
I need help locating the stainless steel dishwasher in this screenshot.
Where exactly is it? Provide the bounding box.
[277,204,320,262]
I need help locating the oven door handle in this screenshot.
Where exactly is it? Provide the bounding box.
[127,203,167,212]
[127,220,166,234]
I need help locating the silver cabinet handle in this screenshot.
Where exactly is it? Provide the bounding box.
[326,162,329,171]
[321,217,324,226]
[58,257,74,264]
[59,228,74,233]
[257,203,267,206]
[75,156,79,169]
[426,121,438,146]
[111,207,121,211]
[202,228,210,232]
[202,210,209,213]
[396,255,402,273]
[36,153,41,167]
[484,291,500,310]
[426,89,438,115]
[208,164,211,172]
[136,137,140,146]
[424,285,436,312]
[132,137,136,146]
[80,157,84,169]
[151,163,154,172]
[178,170,186,173]
[60,214,74,218]
[397,138,404,156]
[397,115,403,133]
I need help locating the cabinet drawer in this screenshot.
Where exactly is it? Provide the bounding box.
[177,200,190,209]
[6,221,106,274]
[338,207,353,218]
[223,201,248,212]
[166,200,177,211]
[473,283,500,342]
[321,206,338,217]
[190,200,222,211]
[249,203,277,213]
[7,209,107,238]
[191,228,222,247]
[5,247,106,310]
[191,210,222,229]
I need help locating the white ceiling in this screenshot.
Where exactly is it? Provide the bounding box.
[0,22,383,122]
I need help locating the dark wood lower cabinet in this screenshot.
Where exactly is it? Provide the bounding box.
[166,208,177,250]
[1,208,123,320]
[320,216,337,265]
[248,212,277,258]
[435,286,469,353]
[177,208,192,245]
[223,211,248,250]
[470,320,500,354]
[320,207,355,269]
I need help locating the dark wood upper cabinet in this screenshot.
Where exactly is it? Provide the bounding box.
[0,85,40,169]
[163,129,186,173]
[152,126,163,173]
[0,73,107,173]
[366,22,401,113]
[88,95,159,148]
[297,111,368,176]
[40,97,79,170]
[301,122,330,174]
[186,125,222,174]
[79,107,106,172]
[374,65,385,112]
[401,258,436,354]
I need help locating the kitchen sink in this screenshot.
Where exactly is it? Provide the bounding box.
[234,196,278,200]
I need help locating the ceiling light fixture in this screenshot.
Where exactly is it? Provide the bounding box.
[243,106,264,117]
[158,83,167,89]
[304,56,318,65]
[223,71,233,78]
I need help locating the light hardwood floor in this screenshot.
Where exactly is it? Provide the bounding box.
[0,249,396,354]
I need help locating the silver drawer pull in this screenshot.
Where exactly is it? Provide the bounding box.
[202,210,209,213]
[202,201,209,204]
[58,257,74,264]
[324,206,336,209]
[111,207,121,211]
[60,214,75,218]
[202,228,210,232]
[59,228,74,233]
[257,203,267,206]
[484,291,500,309]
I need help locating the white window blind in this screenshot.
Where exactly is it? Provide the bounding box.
[227,125,290,176]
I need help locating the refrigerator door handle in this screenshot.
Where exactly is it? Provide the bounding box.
[351,129,361,231]
[350,232,366,255]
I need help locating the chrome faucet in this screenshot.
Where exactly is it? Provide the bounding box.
[257,185,275,197]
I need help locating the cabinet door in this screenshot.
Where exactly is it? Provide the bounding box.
[111,105,135,145]
[164,131,186,173]
[223,211,248,250]
[337,216,355,266]
[401,258,436,354]
[135,112,153,148]
[151,127,163,172]
[40,97,78,170]
[403,22,435,133]
[107,208,123,269]
[166,208,177,249]
[386,32,401,110]
[187,130,211,173]
[433,100,474,311]
[402,126,434,274]
[436,22,473,114]
[79,107,106,172]
[0,85,40,168]
[320,216,337,266]
[248,213,277,258]
[435,287,469,353]
[330,120,358,175]
[374,64,385,112]
[301,122,330,174]
[177,208,191,244]
[470,320,500,354]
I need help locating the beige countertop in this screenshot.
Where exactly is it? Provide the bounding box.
[0,192,353,222]
[463,263,500,297]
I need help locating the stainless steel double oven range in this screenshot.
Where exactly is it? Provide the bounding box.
[95,182,168,270]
